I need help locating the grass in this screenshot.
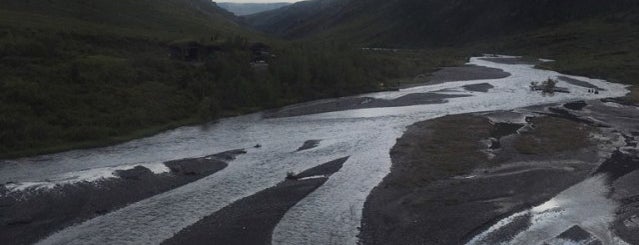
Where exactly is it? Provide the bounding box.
[362,48,468,88]
[2,117,200,159]
[513,117,594,155]
[387,115,493,188]
[475,18,639,87]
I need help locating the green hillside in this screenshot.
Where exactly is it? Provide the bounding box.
[0,0,245,39]
[248,0,639,88]
[248,0,639,47]
[0,0,440,158]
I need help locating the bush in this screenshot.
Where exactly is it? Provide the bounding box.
[541,78,558,94]
[530,78,559,95]
[197,97,221,121]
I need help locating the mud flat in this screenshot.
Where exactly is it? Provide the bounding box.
[360,102,638,244]
[162,157,348,245]
[0,150,245,245]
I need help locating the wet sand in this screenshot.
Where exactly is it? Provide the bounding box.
[162,157,348,245]
[0,150,245,245]
[360,102,639,244]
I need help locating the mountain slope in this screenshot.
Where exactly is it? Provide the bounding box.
[247,0,639,47]
[247,0,639,88]
[218,2,291,16]
[244,0,352,38]
[0,0,253,157]
[0,0,244,39]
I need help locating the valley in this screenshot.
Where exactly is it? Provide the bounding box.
[1,0,639,244]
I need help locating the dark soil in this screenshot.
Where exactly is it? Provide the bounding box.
[162,157,348,245]
[612,170,639,244]
[296,140,322,152]
[545,225,601,244]
[463,83,495,92]
[564,101,588,111]
[359,114,597,245]
[490,122,523,139]
[594,150,639,181]
[292,157,348,179]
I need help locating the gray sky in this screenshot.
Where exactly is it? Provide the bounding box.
[218,0,303,3]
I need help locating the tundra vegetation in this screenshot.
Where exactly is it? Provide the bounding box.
[0,0,461,158]
[3,0,639,158]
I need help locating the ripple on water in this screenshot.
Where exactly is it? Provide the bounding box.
[0,56,628,245]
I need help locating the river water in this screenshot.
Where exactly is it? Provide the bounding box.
[0,56,629,244]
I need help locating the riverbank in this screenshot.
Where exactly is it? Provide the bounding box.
[360,100,639,244]
[163,157,348,245]
[0,149,245,245]
[265,64,509,118]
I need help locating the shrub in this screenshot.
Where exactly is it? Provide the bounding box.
[541,78,558,94]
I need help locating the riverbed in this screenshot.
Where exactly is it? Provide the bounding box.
[0,55,632,245]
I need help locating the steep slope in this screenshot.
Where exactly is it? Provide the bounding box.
[247,0,639,47]
[217,2,291,16]
[244,0,353,38]
[0,0,243,38]
[247,0,639,89]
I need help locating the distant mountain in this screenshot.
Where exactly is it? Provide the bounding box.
[244,0,349,38]
[217,2,291,16]
[247,0,639,47]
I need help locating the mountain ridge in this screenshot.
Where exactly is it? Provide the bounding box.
[218,2,291,16]
[247,0,639,47]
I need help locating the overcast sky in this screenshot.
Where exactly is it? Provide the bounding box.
[217,0,303,3]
